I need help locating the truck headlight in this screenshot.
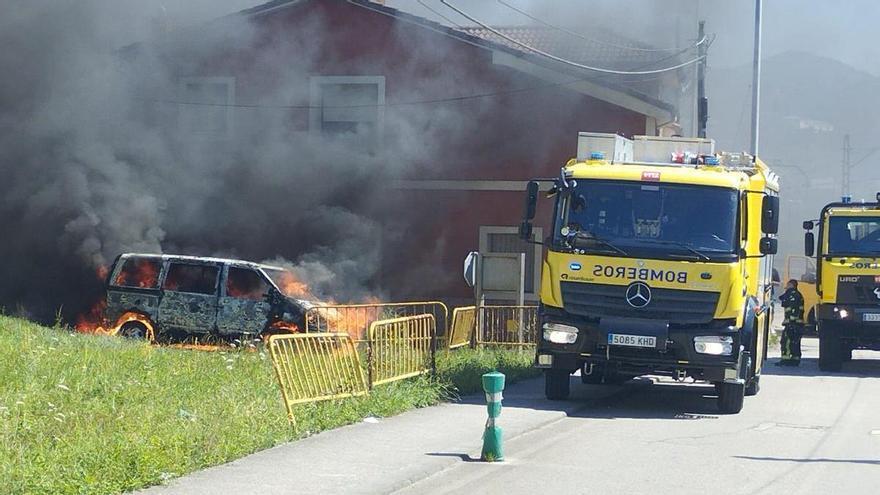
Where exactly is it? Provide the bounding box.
[834,307,850,319]
[693,335,734,356]
[543,322,579,344]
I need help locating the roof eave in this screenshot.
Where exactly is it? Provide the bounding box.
[342,1,675,120]
[490,51,674,122]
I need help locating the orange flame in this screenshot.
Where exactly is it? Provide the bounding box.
[274,270,315,300]
[75,261,383,346]
[76,265,156,340]
[113,258,159,289]
[75,298,111,335]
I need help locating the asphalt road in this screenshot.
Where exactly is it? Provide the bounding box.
[399,338,880,495]
[145,337,880,495]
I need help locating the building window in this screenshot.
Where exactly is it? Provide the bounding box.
[178,76,235,136]
[309,76,385,151]
[478,226,543,301]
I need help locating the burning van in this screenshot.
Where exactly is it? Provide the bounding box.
[96,253,312,340]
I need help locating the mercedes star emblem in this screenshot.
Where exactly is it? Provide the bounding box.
[625,282,652,308]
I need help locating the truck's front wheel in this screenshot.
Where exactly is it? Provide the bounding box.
[818,325,843,372]
[545,369,571,400]
[745,375,761,396]
[842,344,854,362]
[717,382,745,414]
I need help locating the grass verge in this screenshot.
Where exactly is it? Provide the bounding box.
[0,317,538,495]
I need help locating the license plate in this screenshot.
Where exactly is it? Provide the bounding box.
[863,313,880,322]
[608,333,656,348]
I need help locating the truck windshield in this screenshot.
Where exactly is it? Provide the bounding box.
[827,216,880,256]
[557,180,739,261]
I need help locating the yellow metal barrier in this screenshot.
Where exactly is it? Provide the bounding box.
[476,305,538,347]
[305,301,448,343]
[267,332,369,424]
[368,314,436,386]
[447,306,475,349]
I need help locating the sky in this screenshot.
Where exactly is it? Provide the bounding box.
[388,0,880,75]
[103,1,880,77]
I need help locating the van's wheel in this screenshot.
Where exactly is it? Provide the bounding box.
[545,369,571,400]
[119,321,149,340]
[745,375,761,396]
[818,327,842,372]
[717,381,745,414]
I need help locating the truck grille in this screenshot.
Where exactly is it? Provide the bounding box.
[561,281,719,324]
[836,276,880,305]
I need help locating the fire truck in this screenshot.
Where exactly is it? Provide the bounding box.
[804,196,880,371]
[520,133,779,414]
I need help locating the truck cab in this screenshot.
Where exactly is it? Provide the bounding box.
[804,196,880,370]
[520,133,779,414]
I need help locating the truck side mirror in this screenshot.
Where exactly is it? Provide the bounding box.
[520,181,539,240]
[804,232,815,257]
[761,195,779,234]
[759,237,778,255]
[802,220,813,230]
[524,181,539,220]
[518,221,533,241]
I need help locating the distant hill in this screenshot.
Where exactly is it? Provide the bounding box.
[708,51,880,257]
[709,51,879,152]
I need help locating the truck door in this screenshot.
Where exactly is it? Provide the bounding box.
[216,265,272,335]
[158,261,220,333]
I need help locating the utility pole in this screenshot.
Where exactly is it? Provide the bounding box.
[842,134,851,197]
[696,20,708,138]
[749,0,763,156]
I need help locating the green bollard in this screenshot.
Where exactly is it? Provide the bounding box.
[481,371,506,462]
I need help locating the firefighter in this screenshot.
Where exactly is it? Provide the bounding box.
[777,279,805,366]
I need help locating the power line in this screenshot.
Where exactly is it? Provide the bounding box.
[348,0,699,77]
[135,1,685,111]
[495,0,712,73]
[494,0,704,53]
[138,72,643,110]
[852,147,880,168]
[416,0,464,28]
[140,62,680,110]
[440,0,705,75]
[626,33,712,72]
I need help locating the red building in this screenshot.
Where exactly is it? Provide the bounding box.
[139,0,681,305]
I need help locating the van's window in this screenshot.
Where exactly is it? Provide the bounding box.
[226,267,269,301]
[163,263,219,295]
[113,258,161,289]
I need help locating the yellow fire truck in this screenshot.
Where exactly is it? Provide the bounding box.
[520,133,779,414]
[804,196,880,371]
